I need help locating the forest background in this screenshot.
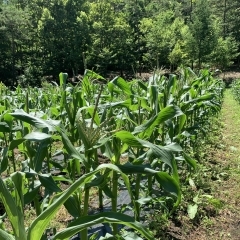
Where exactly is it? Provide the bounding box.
[0,0,239,86]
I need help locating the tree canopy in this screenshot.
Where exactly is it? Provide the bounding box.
[0,0,239,85]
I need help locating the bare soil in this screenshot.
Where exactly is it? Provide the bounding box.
[218,71,240,87]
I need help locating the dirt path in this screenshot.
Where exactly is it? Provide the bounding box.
[186,89,240,239]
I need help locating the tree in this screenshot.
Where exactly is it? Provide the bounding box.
[123,0,148,73]
[86,0,134,74]
[167,18,192,70]
[38,0,89,78]
[140,10,189,69]
[1,0,240,85]
[0,4,33,85]
[188,0,217,67]
[210,37,239,70]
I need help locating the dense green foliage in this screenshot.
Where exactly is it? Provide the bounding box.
[0,0,239,86]
[0,68,224,239]
[231,79,240,103]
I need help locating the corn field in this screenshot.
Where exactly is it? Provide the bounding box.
[0,68,224,240]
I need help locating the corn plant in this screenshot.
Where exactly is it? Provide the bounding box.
[0,165,156,240]
[0,67,224,239]
[232,79,240,103]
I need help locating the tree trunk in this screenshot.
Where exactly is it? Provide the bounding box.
[11,31,16,85]
[223,0,227,39]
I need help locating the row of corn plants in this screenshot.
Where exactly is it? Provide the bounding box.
[231,79,240,103]
[0,67,224,239]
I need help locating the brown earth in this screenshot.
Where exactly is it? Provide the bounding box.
[218,71,240,87]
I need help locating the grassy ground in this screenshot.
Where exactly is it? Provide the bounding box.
[174,88,240,240]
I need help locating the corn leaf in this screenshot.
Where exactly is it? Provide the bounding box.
[9,139,25,150]
[0,229,15,240]
[0,122,10,132]
[23,132,51,141]
[11,109,58,131]
[59,72,68,88]
[84,69,105,80]
[87,106,100,126]
[133,105,184,136]
[155,172,181,210]
[57,125,89,168]
[24,185,41,205]
[27,164,135,240]
[0,147,8,174]
[11,172,25,213]
[183,152,197,169]
[34,139,50,172]
[52,212,154,240]
[111,76,132,95]
[0,178,26,240]
[117,163,158,174]
[115,131,174,168]
[38,174,62,193]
